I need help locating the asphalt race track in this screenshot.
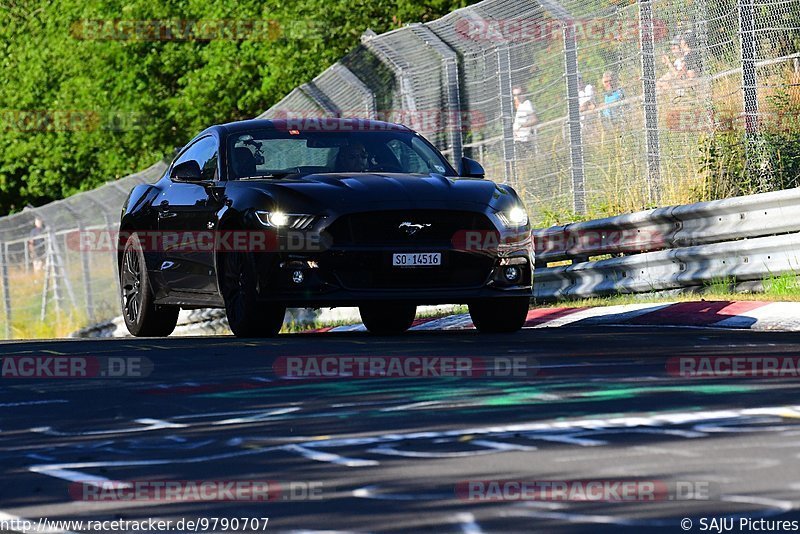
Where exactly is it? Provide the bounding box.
[2,326,800,533]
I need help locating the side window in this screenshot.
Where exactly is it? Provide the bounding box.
[172,136,218,181]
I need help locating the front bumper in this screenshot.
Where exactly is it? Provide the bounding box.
[252,243,533,307]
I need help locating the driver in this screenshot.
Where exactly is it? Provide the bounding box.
[334,143,369,172]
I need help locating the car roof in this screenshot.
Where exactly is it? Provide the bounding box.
[214,118,413,135]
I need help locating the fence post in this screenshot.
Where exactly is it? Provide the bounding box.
[738,0,761,185]
[1,242,10,339]
[409,24,464,166]
[638,0,662,204]
[496,44,518,185]
[538,0,586,213]
[562,21,586,213]
[362,36,418,114]
[329,63,377,118]
[85,195,122,315]
[738,0,759,135]
[300,81,341,117]
[63,205,94,322]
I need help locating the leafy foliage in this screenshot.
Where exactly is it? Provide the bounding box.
[0,0,469,213]
[698,87,800,199]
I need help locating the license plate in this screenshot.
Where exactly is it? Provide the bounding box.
[392,253,441,267]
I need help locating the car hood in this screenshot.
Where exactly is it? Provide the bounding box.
[240,173,510,213]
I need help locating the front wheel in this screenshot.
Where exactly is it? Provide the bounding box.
[220,251,285,338]
[469,297,530,333]
[120,233,179,337]
[359,303,416,335]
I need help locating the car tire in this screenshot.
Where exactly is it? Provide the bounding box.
[120,233,179,337]
[359,303,417,335]
[469,297,530,333]
[221,251,285,338]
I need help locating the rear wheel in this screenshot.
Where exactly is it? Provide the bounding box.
[359,302,417,335]
[469,297,530,333]
[120,233,179,337]
[221,251,285,338]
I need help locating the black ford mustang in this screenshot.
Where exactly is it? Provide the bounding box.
[119,118,533,337]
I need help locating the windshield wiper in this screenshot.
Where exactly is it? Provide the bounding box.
[238,167,304,180]
[238,172,295,180]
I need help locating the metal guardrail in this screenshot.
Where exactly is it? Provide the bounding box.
[532,187,800,301]
[3,0,799,339]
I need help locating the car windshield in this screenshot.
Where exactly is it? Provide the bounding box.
[227,129,457,179]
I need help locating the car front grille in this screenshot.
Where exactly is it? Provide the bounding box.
[327,251,493,290]
[326,210,495,247]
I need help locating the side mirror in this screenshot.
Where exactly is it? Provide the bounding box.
[459,157,485,178]
[171,160,202,182]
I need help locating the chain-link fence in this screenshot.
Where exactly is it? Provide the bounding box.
[262,0,799,215]
[0,0,798,338]
[0,162,167,338]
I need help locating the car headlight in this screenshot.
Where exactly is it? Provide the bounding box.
[255,211,316,230]
[496,206,529,228]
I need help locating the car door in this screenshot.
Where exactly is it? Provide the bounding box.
[157,136,222,295]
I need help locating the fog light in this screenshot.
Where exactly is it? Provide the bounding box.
[503,266,521,282]
[292,270,304,284]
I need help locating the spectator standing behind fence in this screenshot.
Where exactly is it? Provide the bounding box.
[680,32,700,79]
[657,37,688,90]
[600,71,625,121]
[28,216,46,272]
[578,74,596,113]
[512,86,539,147]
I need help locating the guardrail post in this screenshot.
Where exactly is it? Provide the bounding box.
[638,0,662,204]
[1,242,10,339]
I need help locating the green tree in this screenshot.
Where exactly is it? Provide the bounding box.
[0,0,469,213]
